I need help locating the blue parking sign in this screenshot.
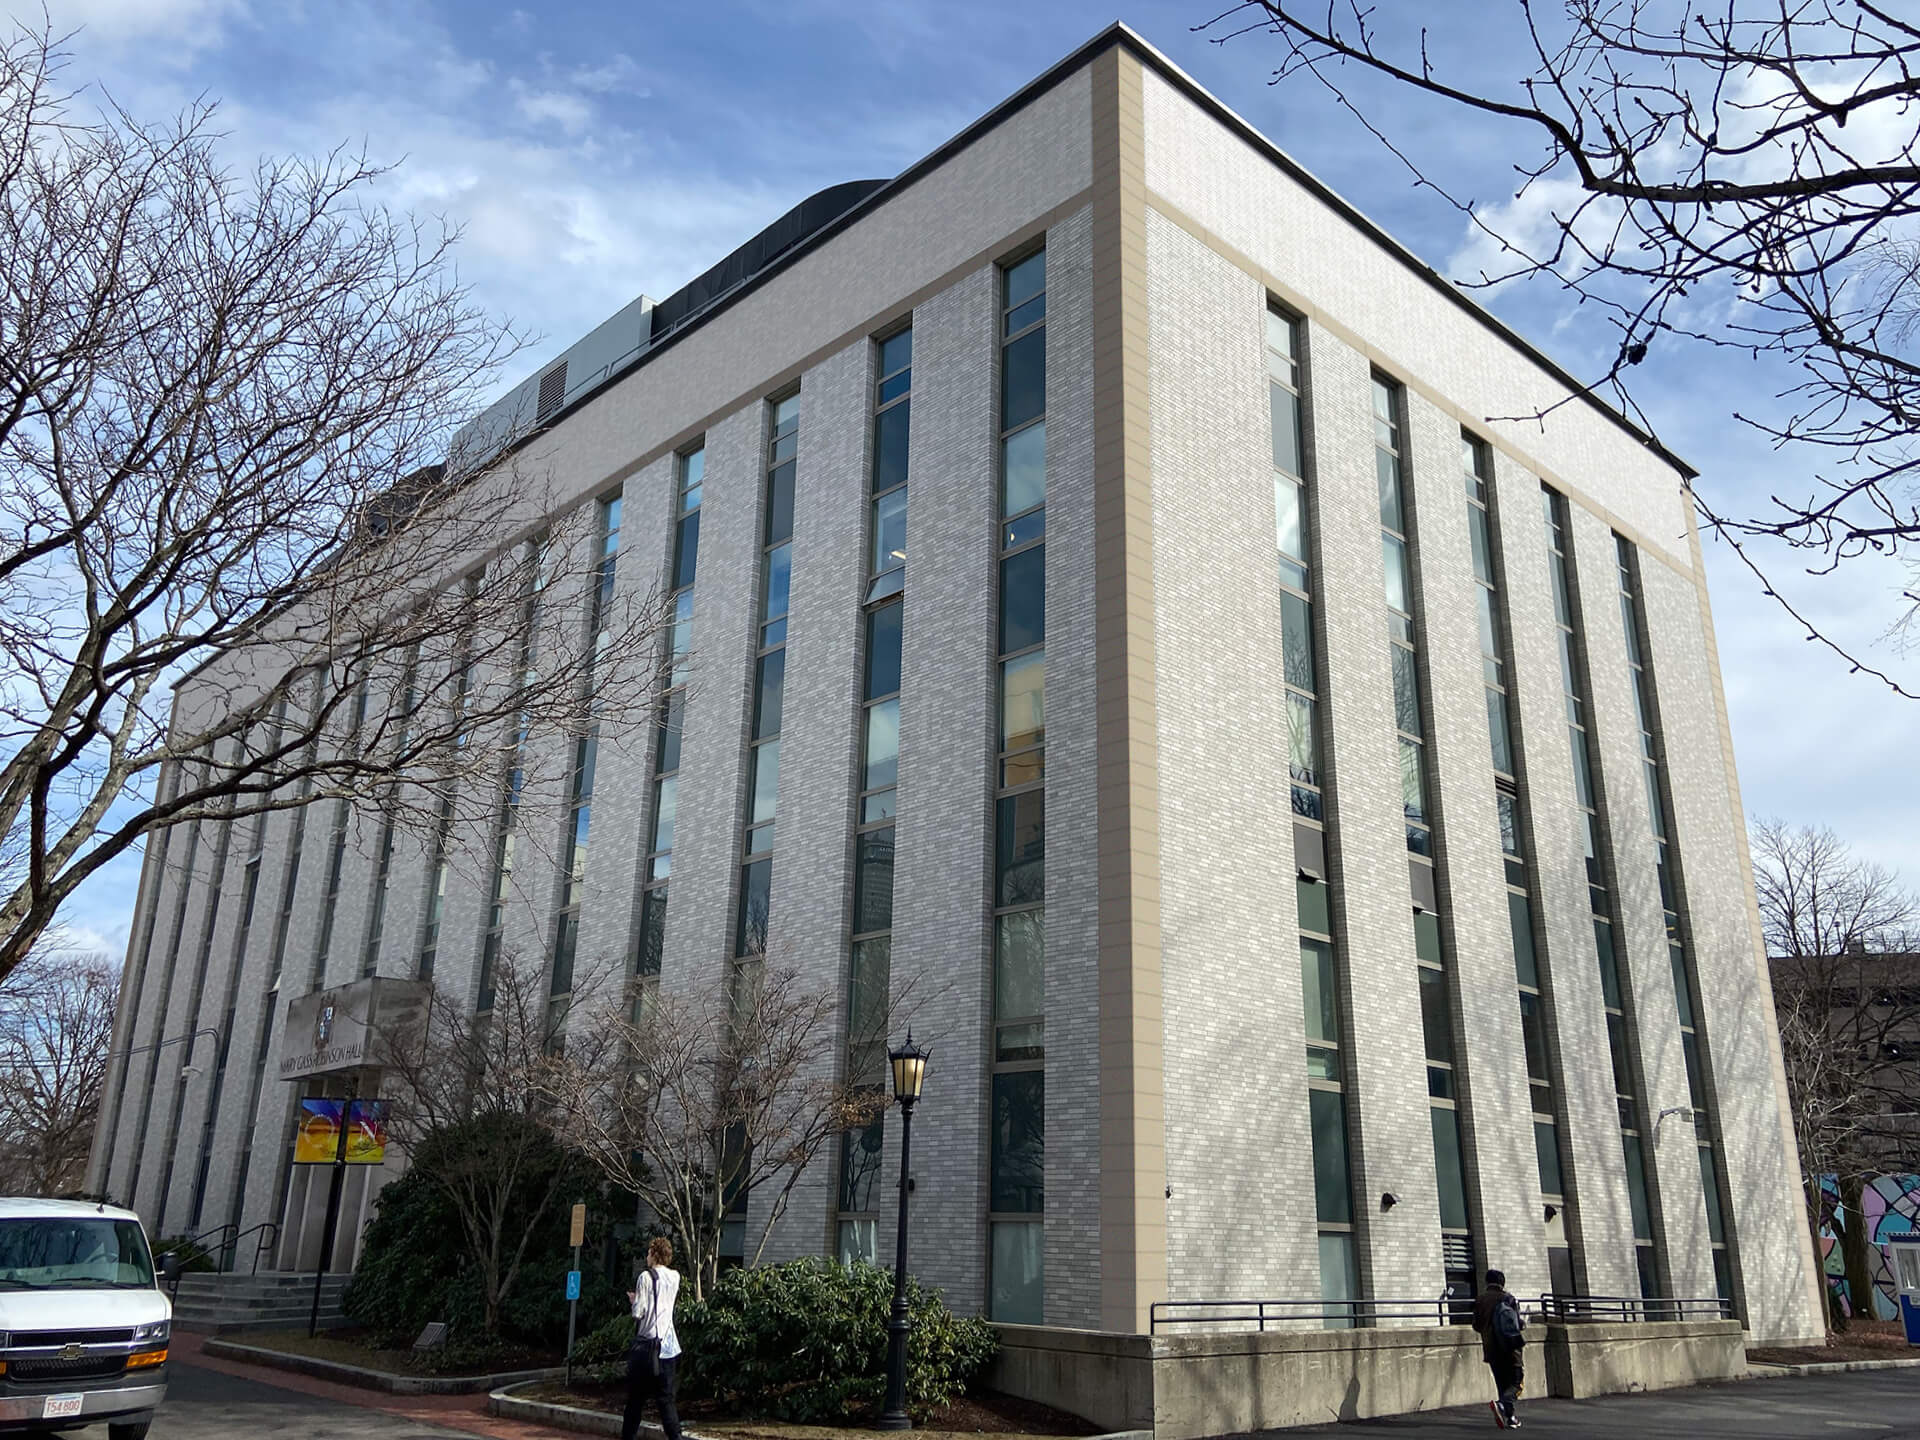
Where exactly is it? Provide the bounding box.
[566,1270,581,1301]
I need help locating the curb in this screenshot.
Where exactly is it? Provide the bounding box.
[484,1380,1123,1440]
[200,1337,566,1395]
[1747,1356,1920,1377]
[489,1379,698,1438]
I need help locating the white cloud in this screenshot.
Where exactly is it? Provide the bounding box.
[569,53,647,96]
[511,81,593,135]
[48,0,247,62]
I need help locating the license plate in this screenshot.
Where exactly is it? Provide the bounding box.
[43,1395,84,1419]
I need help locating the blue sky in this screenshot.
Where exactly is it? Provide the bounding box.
[41,0,1918,956]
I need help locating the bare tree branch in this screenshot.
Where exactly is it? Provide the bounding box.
[0,23,676,979]
[554,962,898,1302]
[1201,0,1920,691]
[1755,817,1920,1328]
[0,947,117,1194]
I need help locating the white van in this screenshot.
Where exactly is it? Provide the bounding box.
[0,1198,171,1439]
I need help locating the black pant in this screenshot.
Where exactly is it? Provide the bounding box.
[1487,1349,1523,1419]
[622,1348,682,1440]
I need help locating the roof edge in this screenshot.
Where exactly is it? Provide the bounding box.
[1100,22,1697,481]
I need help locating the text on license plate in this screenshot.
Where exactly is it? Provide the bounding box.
[43,1395,84,1419]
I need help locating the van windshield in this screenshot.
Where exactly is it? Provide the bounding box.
[0,1218,156,1290]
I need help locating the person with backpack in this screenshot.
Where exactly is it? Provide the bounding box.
[1471,1268,1527,1429]
[622,1236,684,1440]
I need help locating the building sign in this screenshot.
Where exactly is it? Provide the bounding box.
[278,977,427,1080]
[292,1098,389,1165]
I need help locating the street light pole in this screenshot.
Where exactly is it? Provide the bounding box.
[878,1032,928,1432]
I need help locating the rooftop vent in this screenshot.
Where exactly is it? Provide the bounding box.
[536,361,569,425]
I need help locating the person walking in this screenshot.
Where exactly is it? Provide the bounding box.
[622,1236,684,1440]
[1471,1268,1526,1429]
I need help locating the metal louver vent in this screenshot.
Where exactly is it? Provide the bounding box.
[536,361,569,423]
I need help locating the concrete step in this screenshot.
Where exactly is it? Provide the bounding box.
[170,1271,351,1333]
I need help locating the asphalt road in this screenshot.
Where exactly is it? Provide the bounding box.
[34,1357,1920,1439]
[60,1361,481,1438]
[1284,1367,1920,1437]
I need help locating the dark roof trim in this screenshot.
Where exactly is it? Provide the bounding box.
[520,20,1695,481]
[518,24,1131,442]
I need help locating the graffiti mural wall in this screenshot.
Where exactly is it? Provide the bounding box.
[1819,1173,1920,1319]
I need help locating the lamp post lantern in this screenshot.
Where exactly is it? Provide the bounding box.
[878,1030,929,1431]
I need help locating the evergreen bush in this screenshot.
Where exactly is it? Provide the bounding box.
[678,1257,996,1422]
[342,1118,631,1350]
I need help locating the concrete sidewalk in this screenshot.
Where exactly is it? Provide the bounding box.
[1279,1366,1920,1437]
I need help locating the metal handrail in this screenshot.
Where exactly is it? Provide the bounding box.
[1537,1292,1734,1323]
[1150,1292,1733,1334]
[156,1222,236,1296]
[234,1221,280,1276]
[1151,1296,1479,1332]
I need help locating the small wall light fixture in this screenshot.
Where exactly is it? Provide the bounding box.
[1380,1192,1400,1211]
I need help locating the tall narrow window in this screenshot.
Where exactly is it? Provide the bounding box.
[738,400,796,961]
[1373,379,1429,858]
[989,250,1045,1326]
[1271,305,1358,1320]
[264,671,321,996]
[1374,377,1480,1308]
[417,576,478,980]
[1468,436,1575,1295]
[839,599,901,1264]
[1617,535,1736,1309]
[868,329,911,603]
[838,325,916,1262]
[549,492,622,1008]
[1271,307,1319,823]
[189,713,279,1231]
[126,754,209,1207]
[308,676,370,989]
[1545,488,1661,1298]
[156,750,238,1232]
[359,647,419,980]
[218,700,310,1240]
[478,539,548,1012]
[1302,887,1358,1323]
[635,447,702,994]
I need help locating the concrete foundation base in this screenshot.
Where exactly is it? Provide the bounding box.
[1542,1319,1748,1398]
[987,1318,1749,1438]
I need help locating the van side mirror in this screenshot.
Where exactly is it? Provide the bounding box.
[157,1252,183,1282]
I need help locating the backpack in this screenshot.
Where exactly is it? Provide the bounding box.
[1493,1294,1526,1348]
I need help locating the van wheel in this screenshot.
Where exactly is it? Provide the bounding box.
[109,1423,152,1440]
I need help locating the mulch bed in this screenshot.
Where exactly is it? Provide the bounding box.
[517,1381,1100,1437]
[1750,1318,1920,1366]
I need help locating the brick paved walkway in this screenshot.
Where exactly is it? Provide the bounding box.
[171,1330,586,1438]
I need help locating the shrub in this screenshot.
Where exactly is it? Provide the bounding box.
[574,1307,637,1371]
[343,1118,632,1350]
[678,1257,996,1423]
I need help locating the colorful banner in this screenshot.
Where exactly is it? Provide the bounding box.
[292,1098,389,1165]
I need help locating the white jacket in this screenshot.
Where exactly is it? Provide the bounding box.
[632,1264,682,1360]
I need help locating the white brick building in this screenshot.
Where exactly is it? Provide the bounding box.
[87,24,1824,1346]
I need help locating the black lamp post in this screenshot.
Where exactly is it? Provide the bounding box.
[878,1030,929,1432]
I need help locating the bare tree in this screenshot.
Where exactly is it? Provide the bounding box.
[1755,817,1920,1328]
[555,963,893,1301]
[0,23,673,983]
[0,948,117,1194]
[370,951,616,1338]
[1202,1,1920,693]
